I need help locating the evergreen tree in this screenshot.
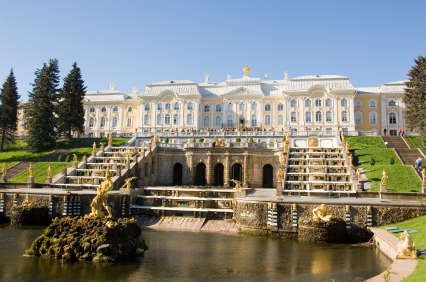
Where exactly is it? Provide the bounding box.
[0,69,20,151]
[58,62,86,138]
[26,59,60,152]
[403,55,426,135]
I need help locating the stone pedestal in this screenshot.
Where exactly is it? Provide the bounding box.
[91,150,96,157]
[277,182,283,195]
[108,140,113,147]
[422,185,426,194]
[28,176,35,188]
[72,162,78,169]
[100,144,105,152]
[82,155,88,163]
[0,175,7,182]
[46,177,52,184]
[380,184,387,193]
[62,167,67,176]
[234,191,246,198]
[356,183,362,192]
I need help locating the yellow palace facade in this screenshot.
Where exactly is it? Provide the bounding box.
[16,66,407,138]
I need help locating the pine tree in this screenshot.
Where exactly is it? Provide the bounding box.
[58,62,86,138]
[403,55,426,135]
[0,69,20,151]
[26,59,60,152]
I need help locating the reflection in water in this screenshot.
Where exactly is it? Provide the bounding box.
[0,224,391,282]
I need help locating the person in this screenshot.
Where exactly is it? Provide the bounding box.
[416,157,422,171]
[384,128,387,136]
[398,128,401,136]
[402,129,405,138]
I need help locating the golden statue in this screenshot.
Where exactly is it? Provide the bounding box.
[86,168,113,218]
[243,64,250,77]
[348,154,353,167]
[346,141,350,153]
[312,204,333,222]
[381,169,388,185]
[345,205,350,213]
[73,154,78,163]
[92,142,96,152]
[356,168,361,181]
[109,132,112,142]
[397,230,417,258]
[213,136,220,146]
[286,131,289,141]
[422,168,426,185]
[28,162,34,177]
[126,152,130,164]
[292,203,297,211]
[308,137,318,147]
[283,142,288,152]
[120,177,137,190]
[47,166,53,178]
[230,179,243,192]
[277,169,284,183]
[21,195,32,208]
[140,143,145,153]
[2,162,7,177]
[152,133,158,143]
[280,154,286,165]
[219,137,226,147]
[341,131,345,142]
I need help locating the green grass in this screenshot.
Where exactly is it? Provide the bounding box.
[100,137,130,146]
[8,162,72,183]
[347,137,422,192]
[405,136,426,155]
[381,215,426,282]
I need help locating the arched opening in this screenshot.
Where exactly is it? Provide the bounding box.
[230,163,243,187]
[195,163,206,186]
[173,163,183,186]
[214,163,224,186]
[263,164,274,188]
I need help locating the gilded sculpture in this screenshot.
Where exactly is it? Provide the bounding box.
[2,162,7,177]
[280,154,286,165]
[120,177,138,190]
[312,204,333,222]
[356,168,361,181]
[292,203,297,211]
[21,195,32,208]
[283,141,288,152]
[346,141,350,153]
[109,133,112,142]
[422,168,426,185]
[28,162,34,177]
[397,230,417,258]
[140,143,145,153]
[86,168,113,218]
[73,154,78,163]
[341,131,345,142]
[230,179,243,192]
[381,169,388,185]
[152,133,158,143]
[243,64,250,77]
[92,142,96,152]
[47,166,53,178]
[285,131,289,141]
[277,169,284,183]
[348,154,353,167]
[308,137,318,147]
[126,152,130,164]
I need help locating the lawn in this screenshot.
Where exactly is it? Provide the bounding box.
[66,138,130,162]
[347,137,422,192]
[381,215,426,282]
[405,136,426,155]
[8,162,72,183]
[100,137,130,146]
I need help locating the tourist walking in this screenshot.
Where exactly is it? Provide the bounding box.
[416,157,422,171]
[402,129,405,138]
[399,128,401,136]
[384,128,387,136]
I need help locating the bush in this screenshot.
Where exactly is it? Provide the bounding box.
[165,137,169,144]
[198,138,204,143]
[192,137,195,143]
[249,137,254,143]
[235,137,241,142]
[65,155,70,162]
[370,157,375,165]
[389,157,395,165]
[57,155,62,162]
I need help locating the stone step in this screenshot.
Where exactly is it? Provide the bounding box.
[3,162,33,179]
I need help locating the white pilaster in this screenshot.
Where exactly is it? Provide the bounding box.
[381,96,387,129]
[349,96,355,131]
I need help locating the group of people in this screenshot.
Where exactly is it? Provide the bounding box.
[383,128,405,137]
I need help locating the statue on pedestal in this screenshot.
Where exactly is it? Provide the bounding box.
[230,179,243,192]
[140,143,145,153]
[356,168,361,182]
[381,169,388,185]
[47,166,53,178]
[397,230,417,258]
[152,133,158,143]
[2,163,7,177]
[86,168,113,218]
[92,142,96,152]
[341,131,345,142]
[120,177,137,190]
[28,163,34,177]
[73,154,78,163]
[312,204,333,222]
[277,169,284,183]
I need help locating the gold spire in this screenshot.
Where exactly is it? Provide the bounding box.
[243,64,250,77]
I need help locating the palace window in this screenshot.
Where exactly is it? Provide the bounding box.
[101,107,106,113]
[144,114,150,125]
[89,117,94,127]
[157,114,162,125]
[355,112,362,125]
[326,111,333,122]
[265,115,271,125]
[21,118,27,129]
[165,114,171,124]
[173,114,179,125]
[174,102,179,110]
[315,111,322,122]
[290,99,297,108]
[305,111,312,122]
[100,117,106,127]
[251,103,257,111]
[90,107,95,113]
[265,104,271,111]
[227,115,233,126]
[370,112,377,125]
[325,99,332,107]
[128,106,133,112]
[341,98,348,107]
[251,115,257,125]
[215,116,221,126]
[113,106,118,112]
[315,99,322,107]
[112,117,118,127]
[204,105,210,112]
[216,104,222,112]
[227,103,233,111]
[341,111,348,122]
[389,100,396,107]
[355,100,361,108]
[277,103,283,111]
[239,103,246,111]
[187,114,193,125]
[369,100,377,108]
[204,116,210,127]
[305,99,311,108]
[127,118,132,127]
[187,102,193,110]
[157,103,163,111]
[291,111,297,122]
[145,104,150,111]
[277,115,283,125]
[165,102,171,110]
[389,112,397,124]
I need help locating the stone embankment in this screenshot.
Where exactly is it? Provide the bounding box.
[24,216,148,262]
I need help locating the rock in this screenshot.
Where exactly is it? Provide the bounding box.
[97,244,113,254]
[84,242,91,253]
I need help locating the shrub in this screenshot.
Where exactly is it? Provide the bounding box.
[58,155,62,162]
[389,157,394,165]
[235,137,241,142]
[198,137,204,143]
[165,137,169,144]
[249,137,254,143]
[65,155,70,162]
[370,157,375,165]
[192,137,195,143]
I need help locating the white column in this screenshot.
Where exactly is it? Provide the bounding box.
[381,96,387,129]
[118,106,123,133]
[258,100,263,128]
[152,102,157,130]
[285,97,289,127]
[271,101,275,127]
[222,101,226,127]
[210,102,213,129]
[398,99,403,127]
[194,100,199,128]
[233,102,237,126]
[180,101,184,127]
[300,98,305,128]
[333,97,338,130]
[349,96,355,131]
[138,102,144,130]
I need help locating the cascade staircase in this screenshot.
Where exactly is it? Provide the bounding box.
[1,162,33,180]
[39,138,102,162]
[382,136,422,177]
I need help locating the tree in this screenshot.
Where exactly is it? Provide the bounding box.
[403,55,426,136]
[26,59,60,152]
[58,62,86,138]
[0,69,20,151]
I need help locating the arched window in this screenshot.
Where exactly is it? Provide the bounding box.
[204,116,209,127]
[341,111,348,122]
[389,112,397,124]
[89,117,94,127]
[326,111,333,122]
[389,100,396,107]
[174,102,179,110]
[251,103,257,110]
[112,117,118,127]
[265,104,271,111]
[165,114,171,124]
[325,99,332,107]
[157,114,162,125]
[157,103,163,111]
[355,100,361,108]
[315,99,322,107]
[239,103,246,111]
[355,112,362,125]
[173,114,179,125]
[90,107,95,113]
[144,114,150,125]
[251,115,257,125]
[128,106,132,112]
[291,111,297,122]
[277,103,283,111]
[113,106,118,112]
[165,102,171,110]
[305,111,312,122]
[227,103,233,111]
[204,105,210,112]
[187,102,193,110]
[100,117,106,127]
[227,115,233,126]
[315,111,322,122]
[265,115,271,125]
[341,98,348,107]
[216,104,222,112]
[215,116,221,126]
[369,100,377,108]
[277,115,283,125]
[127,117,132,127]
[305,99,311,108]
[369,112,377,124]
[290,99,297,108]
[101,107,106,113]
[187,114,193,125]
[145,104,150,111]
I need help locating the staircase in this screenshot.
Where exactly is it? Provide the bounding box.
[2,162,32,180]
[39,138,102,162]
[382,136,422,177]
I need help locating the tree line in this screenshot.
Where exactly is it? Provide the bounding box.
[0,59,86,152]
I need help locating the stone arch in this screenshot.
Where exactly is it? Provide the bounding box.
[195,163,206,186]
[214,163,224,186]
[263,164,274,188]
[230,163,243,188]
[173,163,183,186]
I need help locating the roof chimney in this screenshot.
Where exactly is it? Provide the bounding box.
[110,83,117,91]
[205,74,209,84]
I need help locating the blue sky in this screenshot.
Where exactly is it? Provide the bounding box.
[1,0,425,101]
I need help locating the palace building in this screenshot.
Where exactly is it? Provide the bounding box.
[16,65,407,138]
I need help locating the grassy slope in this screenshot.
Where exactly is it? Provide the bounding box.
[9,162,72,183]
[405,136,426,155]
[347,137,422,192]
[381,215,426,282]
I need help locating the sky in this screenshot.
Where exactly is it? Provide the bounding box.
[1,0,426,101]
